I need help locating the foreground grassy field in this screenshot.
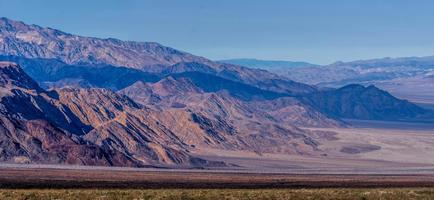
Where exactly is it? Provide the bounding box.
[1,188,434,200]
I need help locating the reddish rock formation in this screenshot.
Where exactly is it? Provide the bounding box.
[0,62,324,167]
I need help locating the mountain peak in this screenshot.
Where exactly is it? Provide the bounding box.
[366,85,381,91]
[0,61,42,91]
[338,84,366,91]
[0,17,16,24]
[306,83,431,121]
[338,84,386,95]
[0,61,18,68]
[0,17,209,68]
[0,17,35,31]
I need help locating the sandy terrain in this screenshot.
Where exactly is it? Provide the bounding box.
[0,120,433,189]
[191,120,434,174]
[0,120,432,175]
[317,121,434,165]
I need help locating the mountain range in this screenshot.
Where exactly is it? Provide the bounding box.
[219,58,318,70]
[221,58,434,104]
[0,17,433,167]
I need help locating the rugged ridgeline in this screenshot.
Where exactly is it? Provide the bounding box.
[225,58,434,104]
[0,17,315,95]
[0,62,197,167]
[0,18,209,68]
[1,17,427,121]
[0,17,433,167]
[0,62,329,166]
[119,77,341,128]
[0,18,341,126]
[0,62,129,166]
[303,84,434,122]
[226,57,434,87]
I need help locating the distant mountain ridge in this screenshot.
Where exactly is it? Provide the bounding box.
[253,56,434,85]
[329,56,434,69]
[0,17,318,97]
[226,56,434,104]
[1,17,431,121]
[0,17,210,68]
[219,58,318,70]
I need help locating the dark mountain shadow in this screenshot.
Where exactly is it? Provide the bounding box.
[171,71,287,101]
[302,84,434,122]
[0,55,161,90]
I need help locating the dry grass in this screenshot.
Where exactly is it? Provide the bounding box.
[1,188,434,200]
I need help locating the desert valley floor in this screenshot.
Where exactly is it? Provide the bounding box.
[0,121,434,181]
[190,119,434,174]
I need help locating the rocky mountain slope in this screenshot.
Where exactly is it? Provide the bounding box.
[1,17,433,167]
[231,56,434,104]
[0,17,316,96]
[0,62,137,166]
[0,17,210,68]
[1,62,329,166]
[303,84,434,122]
[0,62,222,167]
[0,55,161,90]
[120,76,342,127]
[1,17,431,121]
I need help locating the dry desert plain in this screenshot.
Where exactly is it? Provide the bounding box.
[193,119,434,174]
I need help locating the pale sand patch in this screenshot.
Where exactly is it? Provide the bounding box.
[192,121,434,173]
[315,126,434,165]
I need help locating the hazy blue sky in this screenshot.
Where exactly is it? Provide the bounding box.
[1,0,434,64]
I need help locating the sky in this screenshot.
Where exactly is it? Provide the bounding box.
[1,0,434,64]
